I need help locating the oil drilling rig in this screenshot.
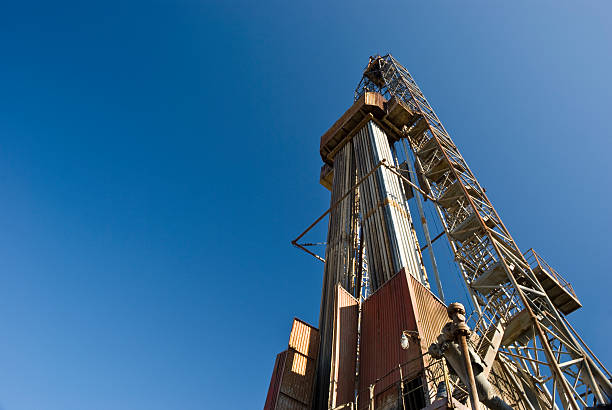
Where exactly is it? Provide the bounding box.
[264,54,611,410]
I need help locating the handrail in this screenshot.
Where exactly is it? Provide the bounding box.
[352,354,465,409]
[523,248,578,299]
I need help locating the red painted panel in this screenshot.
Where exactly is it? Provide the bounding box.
[358,270,424,408]
[279,350,317,406]
[264,351,287,410]
[408,273,448,364]
[329,285,359,408]
[263,318,320,410]
[275,393,309,410]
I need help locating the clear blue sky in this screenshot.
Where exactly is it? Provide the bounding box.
[0,1,611,409]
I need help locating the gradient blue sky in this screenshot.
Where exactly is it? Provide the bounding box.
[0,1,611,409]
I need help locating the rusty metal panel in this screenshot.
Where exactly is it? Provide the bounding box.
[288,318,320,360]
[329,285,359,408]
[406,273,449,399]
[264,351,287,410]
[275,393,309,410]
[358,270,424,409]
[320,92,387,164]
[265,319,320,410]
[407,273,448,363]
[279,349,317,407]
[320,163,334,191]
[364,91,386,109]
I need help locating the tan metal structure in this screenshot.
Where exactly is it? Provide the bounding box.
[276,54,611,410]
[354,54,611,409]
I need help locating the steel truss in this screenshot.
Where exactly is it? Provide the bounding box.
[355,54,612,409]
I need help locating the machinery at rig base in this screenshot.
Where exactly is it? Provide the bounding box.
[264,55,611,410]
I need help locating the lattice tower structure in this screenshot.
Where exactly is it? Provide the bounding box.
[354,54,612,409]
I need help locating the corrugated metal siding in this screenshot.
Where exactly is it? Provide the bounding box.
[353,121,427,291]
[314,139,359,410]
[329,285,359,408]
[406,273,531,407]
[275,393,309,410]
[406,272,449,399]
[264,319,320,410]
[279,350,317,406]
[289,318,320,360]
[359,271,423,409]
[264,351,287,410]
[408,273,448,361]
